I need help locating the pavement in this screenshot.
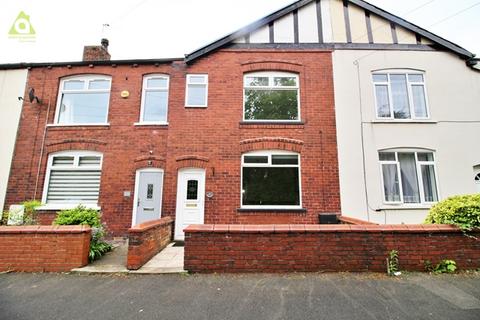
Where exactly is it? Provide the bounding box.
[72,241,185,274]
[1,272,479,320]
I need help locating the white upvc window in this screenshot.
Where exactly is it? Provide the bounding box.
[379,150,439,205]
[42,151,103,208]
[243,71,300,121]
[241,150,302,209]
[372,72,429,120]
[139,74,169,124]
[55,75,111,125]
[185,74,208,107]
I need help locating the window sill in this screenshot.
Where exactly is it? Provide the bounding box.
[46,123,110,129]
[133,122,168,127]
[376,204,434,211]
[185,105,208,108]
[370,120,437,124]
[237,208,307,213]
[36,204,101,211]
[239,121,305,129]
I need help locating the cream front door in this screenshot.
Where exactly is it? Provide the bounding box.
[175,168,205,240]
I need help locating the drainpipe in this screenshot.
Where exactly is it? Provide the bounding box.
[353,59,382,223]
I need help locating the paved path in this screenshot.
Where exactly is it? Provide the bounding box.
[72,242,185,274]
[1,272,479,320]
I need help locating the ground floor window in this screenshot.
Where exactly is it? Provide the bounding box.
[379,150,438,204]
[241,151,301,208]
[42,151,102,207]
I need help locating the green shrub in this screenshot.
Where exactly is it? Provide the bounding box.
[22,200,42,225]
[54,205,102,227]
[424,194,480,230]
[54,206,112,262]
[434,259,457,274]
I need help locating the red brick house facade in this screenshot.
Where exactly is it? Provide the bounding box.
[4,49,340,236]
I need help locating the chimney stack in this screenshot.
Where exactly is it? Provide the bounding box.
[82,38,111,61]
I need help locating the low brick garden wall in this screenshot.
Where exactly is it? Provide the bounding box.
[0,225,91,272]
[127,217,174,270]
[184,224,480,273]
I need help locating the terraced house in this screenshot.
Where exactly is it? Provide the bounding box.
[2,0,479,236]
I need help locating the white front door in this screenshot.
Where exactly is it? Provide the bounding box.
[175,168,205,240]
[133,169,163,226]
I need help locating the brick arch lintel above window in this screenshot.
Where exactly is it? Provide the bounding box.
[45,139,107,154]
[240,137,304,153]
[134,155,166,170]
[175,155,210,169]
[241,60,303,74]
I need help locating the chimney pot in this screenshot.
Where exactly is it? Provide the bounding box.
[101,38,109,50]
[83,39,111,62]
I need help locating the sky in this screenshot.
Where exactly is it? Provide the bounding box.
[0,0,478,63]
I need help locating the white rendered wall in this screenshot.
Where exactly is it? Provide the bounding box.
[333,50,480,224]
[0,69,27,211]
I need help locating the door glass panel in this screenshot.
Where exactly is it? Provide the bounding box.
[146,184,154,199]
[186,180,198,200]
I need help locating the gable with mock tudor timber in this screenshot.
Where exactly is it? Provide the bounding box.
[185,0,473,64]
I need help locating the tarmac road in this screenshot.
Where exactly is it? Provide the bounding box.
[1,272,479,320]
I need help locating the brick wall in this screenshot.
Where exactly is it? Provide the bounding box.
[36,210,57,225]
[5,49,339,236]
[0,225,91,272]
[127,216,173,270]
[184,224,480,273]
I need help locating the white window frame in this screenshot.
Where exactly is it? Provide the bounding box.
[372,71,430,120]
[240,150,302,209]
[137,74,169,125]
[185,74,208,107]
[379,150,440,205]
[54,75,111,125]
[40,150,103,210]
[243,71,301,122]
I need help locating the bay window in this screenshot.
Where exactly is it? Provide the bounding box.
[243,72,300,121]
[379,150,438,204]
[373,72,429,120]
[241,151,301,208]
[56,75,111,124]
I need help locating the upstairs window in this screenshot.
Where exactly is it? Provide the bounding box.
[42,151,102,207]
[140,75,169,123]
[241,151,301,208]
[244,72,300,121]
[56,75,111,124]
[185,74,208,107]
[379,150,438,204]
[373,72,429,120]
